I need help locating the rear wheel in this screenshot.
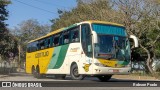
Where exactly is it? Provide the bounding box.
[32,66,36,78]
[70,64,84,80]
[97,75,112,82]
[35,66,44,79]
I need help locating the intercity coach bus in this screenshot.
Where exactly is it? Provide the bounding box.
[26,20,138,81]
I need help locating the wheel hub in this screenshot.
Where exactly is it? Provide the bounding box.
[73,68,79,77]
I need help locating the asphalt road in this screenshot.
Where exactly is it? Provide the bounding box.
[0,73,158,81]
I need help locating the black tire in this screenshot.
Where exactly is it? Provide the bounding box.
[70,64,84,80]
[35,67,44,79]
[32,66,36,78]
[55,74,66,80]
[97,75,112,82]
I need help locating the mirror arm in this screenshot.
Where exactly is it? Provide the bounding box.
[129,35,139,48]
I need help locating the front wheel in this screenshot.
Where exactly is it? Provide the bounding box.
[70,64,84,80]
[97,75,112,82]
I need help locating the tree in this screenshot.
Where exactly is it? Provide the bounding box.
[12,19,51,61]
[0,0,18,60]
[112,0,160,75]
[51,0,122,30]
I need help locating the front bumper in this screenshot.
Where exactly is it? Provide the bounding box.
[92,65,131,75]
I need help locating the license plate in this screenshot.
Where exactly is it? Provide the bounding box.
[113,69,119,72]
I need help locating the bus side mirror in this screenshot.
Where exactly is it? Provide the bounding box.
[92,31,98,43]
[129,35,138,48]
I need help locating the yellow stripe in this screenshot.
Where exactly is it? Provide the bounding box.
[98,59,117,67]
[88,20,124,27]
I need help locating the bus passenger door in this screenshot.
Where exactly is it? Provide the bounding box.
[80,24,93,74]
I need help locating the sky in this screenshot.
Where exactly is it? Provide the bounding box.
[6,0,77,29]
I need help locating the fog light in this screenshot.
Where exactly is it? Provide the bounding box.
[94,63,105,67]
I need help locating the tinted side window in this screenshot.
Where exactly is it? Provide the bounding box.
[71,27,80,43]
[27,41,38,52]
[39,39,45,49]
[32,41,38,52]
[50,36,54,47]
[30,43,33,52]
[63,31,70,44]
[59,33,63,45]
[52,36,55,47]
[27,43,31,53]
[45,37,51,48]
[54,34,60,46]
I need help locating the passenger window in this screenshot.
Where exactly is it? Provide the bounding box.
[27,43,31,53]
[29,43,32,52]
[52,36,55,47]
[63,31,70,44]
[54,34,60,46]
[71,27,79,43]
[59,33,63,45]
[45,37,50,48]
[50,36,54,47]
[39,39,45,49]
[30,43,34,52]
[48,38,51,47]
[32,41,38,51]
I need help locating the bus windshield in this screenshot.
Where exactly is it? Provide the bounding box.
[92,23,130,61]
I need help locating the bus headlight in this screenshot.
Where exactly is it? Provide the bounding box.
[94,63,105,67]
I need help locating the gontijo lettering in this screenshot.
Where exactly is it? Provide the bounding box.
[35,51,49,58]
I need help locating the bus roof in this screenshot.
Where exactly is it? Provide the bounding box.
[28,20,124,43]
[87,20,124,27]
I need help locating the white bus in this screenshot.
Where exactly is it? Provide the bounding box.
[26,20,138,81]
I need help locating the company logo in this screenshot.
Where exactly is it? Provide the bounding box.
[2,82,11,87]
[1,82,42,87]
[70,47,80,52]
[35,51,49,58]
